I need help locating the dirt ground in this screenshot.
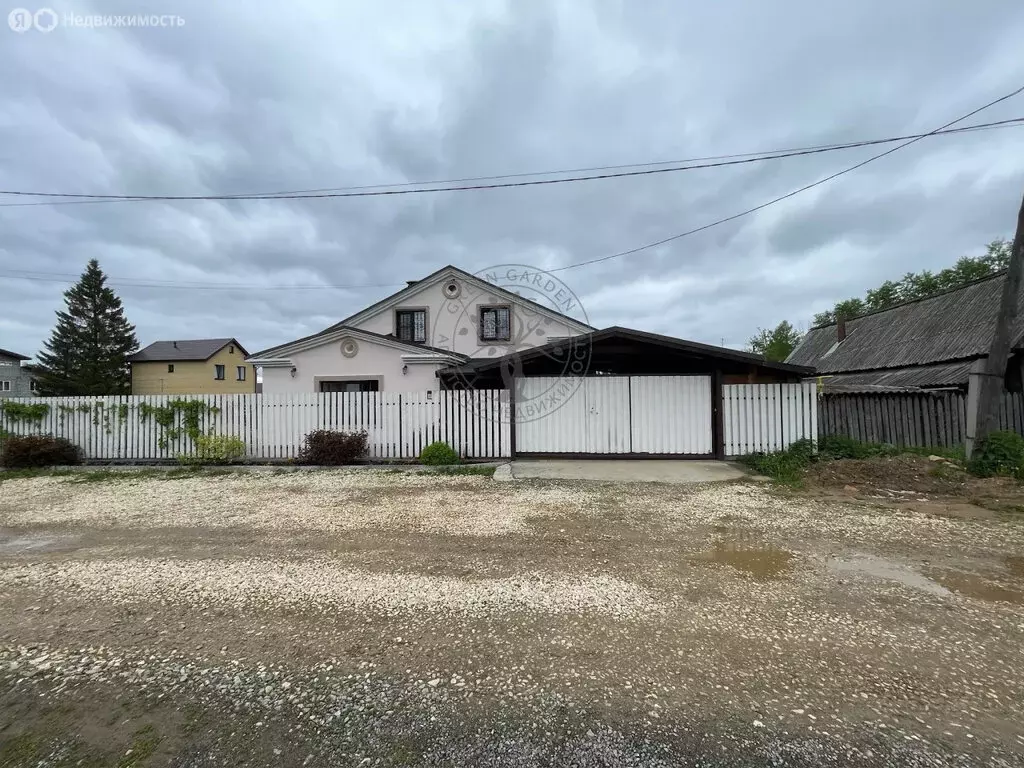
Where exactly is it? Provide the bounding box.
[1,468,1023,767]
[805,454,1024,520]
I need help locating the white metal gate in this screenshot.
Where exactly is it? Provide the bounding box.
[515,375,712,456]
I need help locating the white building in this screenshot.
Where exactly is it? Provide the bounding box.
[247,265,594,394]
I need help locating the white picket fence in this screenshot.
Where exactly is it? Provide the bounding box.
[722,381,817,456]
[1,383,815,462]
[0,391,511,461]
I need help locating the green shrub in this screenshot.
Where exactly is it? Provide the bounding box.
[818,435,902,460]
[418,441,460,466]
[737,449,806,483]
[786,438,817,463]
[0,435,82,468]
[298,430,369,465]
[178,434,247,466]
[968,431,1024,479]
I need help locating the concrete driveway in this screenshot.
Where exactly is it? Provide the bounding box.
[508,458,748,483]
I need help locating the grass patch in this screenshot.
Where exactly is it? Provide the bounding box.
[737,439,815,485]
[418,464,496,478]
[0,466,245,484]
[117,725,161,768]
[0,730,107,768]
[817,434,963,461]
[738,436,967,485]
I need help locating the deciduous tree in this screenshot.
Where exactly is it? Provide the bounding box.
[812,238,1011,326]
[748,320,802,362]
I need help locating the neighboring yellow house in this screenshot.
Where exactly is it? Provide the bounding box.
[128,338,256,395]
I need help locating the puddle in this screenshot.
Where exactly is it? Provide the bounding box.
[829,553,1024,604]
[828,554,950,597]
[930,572,1023,605]
[0,531,80,555]
[698,541,793,581]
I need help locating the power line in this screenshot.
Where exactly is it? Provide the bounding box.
[221,118,1024,198]
[1,117,1022,208]
[2,88,1021,291]
[543,85,1024,274]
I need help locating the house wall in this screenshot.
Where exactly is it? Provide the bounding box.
[131,345,255,394]
[354,278,587,357]
[261,337,442,394]
[0,354,34,397]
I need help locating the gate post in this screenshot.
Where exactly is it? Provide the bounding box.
[509,376,517,459]
[712,368,725,460]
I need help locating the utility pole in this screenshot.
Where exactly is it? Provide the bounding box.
[970,191,1024,456]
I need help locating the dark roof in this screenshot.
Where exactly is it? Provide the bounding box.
[817,360,976,393]
[443,326,815,376]
[128,338,247,362]
[787,272,1023,375]
[247,326,469,361]
[0,348,30,361]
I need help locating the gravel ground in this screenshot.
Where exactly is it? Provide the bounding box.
[1,469,1024,767]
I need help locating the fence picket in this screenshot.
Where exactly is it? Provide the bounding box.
[814,390,1024,450]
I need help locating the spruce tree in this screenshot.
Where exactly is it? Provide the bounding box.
[36,260,139,395]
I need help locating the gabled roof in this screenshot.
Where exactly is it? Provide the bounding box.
[0,348,30,361]
[128,338,247,363]
[787,271,1024,375]
[320,264,596,335]
[247,325,469,363]
[443,326,814,376]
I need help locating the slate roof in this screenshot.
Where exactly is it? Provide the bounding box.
[0,348,30,361]
[787,272,1024,390]
[816,361,977,393]
[128,338,246,363]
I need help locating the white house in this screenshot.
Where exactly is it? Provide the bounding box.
[248,265,595,394]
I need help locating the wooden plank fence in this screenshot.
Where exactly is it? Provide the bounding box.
[722,381,817,456]
[0,391,511,461]
[818,390,1024,449]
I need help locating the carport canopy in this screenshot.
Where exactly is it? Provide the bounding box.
[437,326,814,389]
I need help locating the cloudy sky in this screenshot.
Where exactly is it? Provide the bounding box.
[2,0,1023,358]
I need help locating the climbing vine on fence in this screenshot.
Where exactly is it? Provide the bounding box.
[2,398,228,453]
[137,399,221,449]
[0,401,50,427]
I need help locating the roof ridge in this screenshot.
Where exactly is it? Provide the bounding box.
[808,269,1008,330]
[320,264,596,336]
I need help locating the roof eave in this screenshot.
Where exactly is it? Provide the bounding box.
[440,326,816,376]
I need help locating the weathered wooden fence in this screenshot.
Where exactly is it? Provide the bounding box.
[0,391,511,461]
[818,390,1024,449]
[723,381,818,456]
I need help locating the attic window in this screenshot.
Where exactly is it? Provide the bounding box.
[229,345,235,354]
[396,309,426,343]
[479,306,511,342]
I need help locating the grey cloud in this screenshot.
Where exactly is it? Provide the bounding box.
[2,0,1024,359]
